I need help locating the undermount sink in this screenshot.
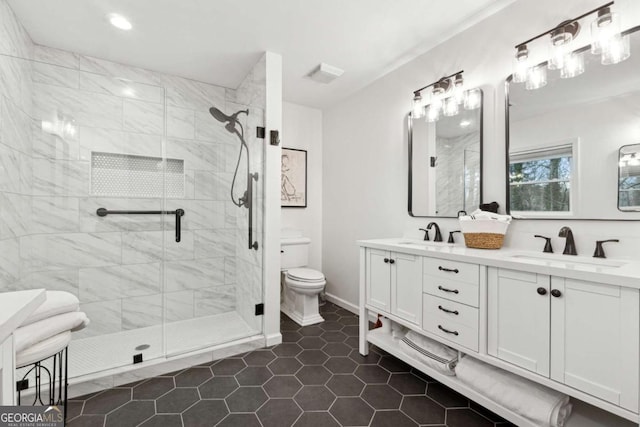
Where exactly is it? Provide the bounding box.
[508,253,627,269]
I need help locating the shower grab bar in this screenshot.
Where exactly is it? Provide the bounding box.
[96,208,185,242]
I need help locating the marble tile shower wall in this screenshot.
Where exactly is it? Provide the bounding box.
[0,0,34,296]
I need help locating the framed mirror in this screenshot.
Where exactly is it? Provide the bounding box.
[408,90,483,217]
[506,26,640,220]
[619,143,640,212]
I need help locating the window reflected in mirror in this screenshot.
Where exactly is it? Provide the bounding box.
[619,143,640,211]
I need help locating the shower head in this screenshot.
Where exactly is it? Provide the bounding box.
[209,107,248,134]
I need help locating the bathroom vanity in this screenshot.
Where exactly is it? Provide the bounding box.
[358,239,640,427]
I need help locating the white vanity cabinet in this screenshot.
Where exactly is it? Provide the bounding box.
[364,248,423,325]
[488,267,640,412]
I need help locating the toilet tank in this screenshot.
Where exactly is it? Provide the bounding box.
[281,230,311,269]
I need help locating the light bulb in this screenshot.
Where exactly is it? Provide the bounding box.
[560,52,584,78]
[464,88,481,110]
[591,7,621,55]
[601,34,630,65]
[525,65,547,90]
[512,45,529,83]
[426,104,440,123]
[443,97,459,117]
[548,30,573,70]
[412,93,424,119]
[453,74,465,104]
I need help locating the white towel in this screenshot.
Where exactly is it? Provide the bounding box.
[456,356,572,427]
[21,291,79,327]
[460,209,512,223]
[399,331,457,375]
[16,331,71,368]
[14,312,89,353]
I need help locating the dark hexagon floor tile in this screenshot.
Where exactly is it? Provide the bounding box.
[199,376,238,399]
[322,342,351,357]
[264,375,303,398]
[293,412,340,427]
[268,357,302,375]
[446,408,494,427]
[321,312,340,322]
[329,397,374,426]
[320,321,343,331]
[67,415,104,427]
[298,336,325,349]
[256,399,302,427]
[341,325,359,336]
[354,364,390,384]
[174,367,212,387]
[401,395,446,424]
[281,330,303,343]
[321,330,347,342]
[334,308,354,317]
[243,350,276,366]
[294,385,336,411]
[225,387,268,412]
[105,400,155,427]
[66,400,83,420]
[216,413,262,427]
[281,318,301,331]
[379,355,411,373]
[388,373,427,395]
[337,315,358,325]
[133,377,175,400]
[370,410,418,427]
[326,374,365,396]
[349,349,381,365]
[343,336,360,348]
[236,366,273,386]
[82,388,131,414]
[295,365,332,385]
[361,384,402,409]
[272,343,303,357]
[320,302,339,312]
[427,382,469,408]
[411,367,436,382]
[211,358,246,376]
[139,414,182,427]
[182,399,229,427]
[298,325,323,336]
[297,349,328,365]
[324,357,357,374]
[156,388,199,414]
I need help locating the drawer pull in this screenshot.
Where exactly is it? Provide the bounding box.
[438,305,459,315]
[437,285,459,294]
[438,325,459,336]
[438,266,459,273]
[384,258,389,263]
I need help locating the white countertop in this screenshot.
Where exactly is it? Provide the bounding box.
[0,289,46,344]
[357,238,640,288]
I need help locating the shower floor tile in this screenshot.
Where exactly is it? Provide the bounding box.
[66,303,515,427]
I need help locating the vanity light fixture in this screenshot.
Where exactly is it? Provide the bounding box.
[512,1,629,90]
[411,70,480,123]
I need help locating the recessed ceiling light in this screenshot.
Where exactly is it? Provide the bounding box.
[108,13,132,30]
[460,120,471,128]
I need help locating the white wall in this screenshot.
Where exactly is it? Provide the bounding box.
[282,102,323,270]
[323,0,640,306]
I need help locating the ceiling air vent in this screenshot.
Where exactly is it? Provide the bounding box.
[308,63,344,84]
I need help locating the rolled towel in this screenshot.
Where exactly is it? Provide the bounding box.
[21,291,79,327]
[14,312,89,353]
[399,331,457,375]
[16,331,71,368]
[456,356,572,427]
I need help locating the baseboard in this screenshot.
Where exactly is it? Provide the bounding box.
[265,333,283,347]
[324,293,377,322]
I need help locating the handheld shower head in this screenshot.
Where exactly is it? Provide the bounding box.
[209,107,249,134]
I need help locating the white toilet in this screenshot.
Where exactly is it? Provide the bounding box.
[281,230,325,326]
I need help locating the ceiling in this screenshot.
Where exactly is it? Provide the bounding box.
[8,0,513,109]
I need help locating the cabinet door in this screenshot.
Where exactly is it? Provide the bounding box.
[365,249,391,312]
[391,252,423,325]
[550,278,639,412]
[488,267,550,377]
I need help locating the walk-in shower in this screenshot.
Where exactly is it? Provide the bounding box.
[0,43,267,384]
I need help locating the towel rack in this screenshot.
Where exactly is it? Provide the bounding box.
[96,208,185,242]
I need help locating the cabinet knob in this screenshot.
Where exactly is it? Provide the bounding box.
[383,258,389,263]
[537,287,547,296]
[389,259,395,264]
[551,289,562,298]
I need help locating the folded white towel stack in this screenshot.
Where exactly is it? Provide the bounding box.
[399,331,458,375]
[456,356,572,427]
[14,311,89,353]
[20,291,80,327]
[459,209,512,223]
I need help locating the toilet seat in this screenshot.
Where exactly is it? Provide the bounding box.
[286,268,325,283]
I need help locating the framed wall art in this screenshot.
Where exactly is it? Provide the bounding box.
[281,148,307,207]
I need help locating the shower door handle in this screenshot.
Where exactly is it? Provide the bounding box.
[175,209,184,242]
[248,172,259,250]
[96,208,185,242]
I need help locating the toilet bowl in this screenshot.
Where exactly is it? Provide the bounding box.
[281,231,325,326]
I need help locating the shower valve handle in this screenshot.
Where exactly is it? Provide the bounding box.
[175,209,185,242]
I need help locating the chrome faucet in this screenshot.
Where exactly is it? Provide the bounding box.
[558,226,577,255]
[427,222,443,242]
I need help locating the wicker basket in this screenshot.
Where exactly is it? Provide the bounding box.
[463,232,505,249]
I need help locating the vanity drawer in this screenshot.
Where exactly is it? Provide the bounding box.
[423,294,478,330]
[423,257,479,284]
[423,275,479,307]
[423,296,479,352]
